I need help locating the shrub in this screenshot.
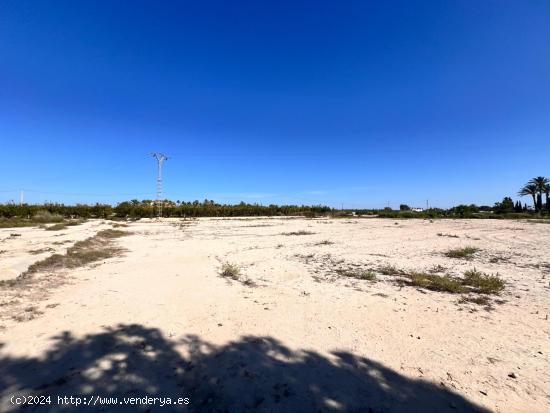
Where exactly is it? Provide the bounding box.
[220,262,241,280]
[463,269,505,294]
[406,272,465,293]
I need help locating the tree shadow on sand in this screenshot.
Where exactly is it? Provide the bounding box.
[0,324,489,412]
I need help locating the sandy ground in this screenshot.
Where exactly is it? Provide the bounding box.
[0,217,549,412]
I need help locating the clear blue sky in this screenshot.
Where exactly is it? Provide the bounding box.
[1,1,549,208]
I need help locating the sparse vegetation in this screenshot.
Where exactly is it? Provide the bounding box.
[399,271,465,293]
[525,219,550,224]
[463,269,505,294]
[0,229,130,288]
[376,264,505,296]
[458,295,491,306]
[45,220,85,231]
[0,205,112,226]
[219,261,256,287]
[378,264,400,276]
[32,210,64,223]
[489,255,510,263]
[219,262,242,281]
[282,230,315,236]
[29,248,54,255]
[437,233,459,238]
[428,264,447,273]
[336,269,376,281]
[444,246,480,259]
[315,240,334,245]
[96,229,128,238]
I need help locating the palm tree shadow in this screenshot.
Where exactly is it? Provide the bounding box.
[0,324,489,412]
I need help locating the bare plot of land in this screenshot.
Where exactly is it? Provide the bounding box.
[0,217,549,412]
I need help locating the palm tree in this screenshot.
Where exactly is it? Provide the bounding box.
[518,183,539,211]
[528,176,550,211]
[544,183,550,211]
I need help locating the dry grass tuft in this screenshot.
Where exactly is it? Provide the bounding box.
[378,264,401,276]
[219,261,256,287]
[111,223,129,228]
[444,246,480,259]
[220,262,241,280]
[314,240,334,246]
[437,233,459,238]
[428,264,447,274]
[336,269,376,281]
[458,295,491,306]
[45,220,84,231]
[282,230,315,236]
[96,229,128,238]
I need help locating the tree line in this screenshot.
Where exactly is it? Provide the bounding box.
[0,200,332,219]
[113,200,332,218]
[0,176,547,220]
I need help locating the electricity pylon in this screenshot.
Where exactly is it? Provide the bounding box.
[151,152,169,219]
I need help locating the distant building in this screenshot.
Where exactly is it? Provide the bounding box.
[411,207,424,212]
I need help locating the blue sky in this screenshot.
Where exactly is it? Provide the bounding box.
[1,1,549,208]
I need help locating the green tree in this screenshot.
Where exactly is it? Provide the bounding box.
[494,197,514,213]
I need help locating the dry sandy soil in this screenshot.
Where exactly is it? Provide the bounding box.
[0,217,549,412]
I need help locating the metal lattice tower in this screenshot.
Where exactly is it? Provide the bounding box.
[151,153,169,218]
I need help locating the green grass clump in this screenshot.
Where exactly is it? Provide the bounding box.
[463,269,505,294]
[377,263,505,295]
[377,264,464,293]
[406,272,465,293]
[444,246,480,259]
